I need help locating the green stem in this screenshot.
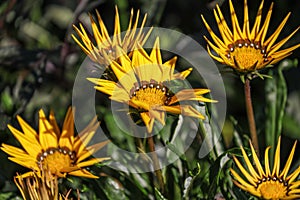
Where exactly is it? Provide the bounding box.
[147,134,165,195]
[244,78,260,157]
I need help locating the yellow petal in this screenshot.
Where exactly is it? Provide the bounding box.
[113,6,121,45]
[1,144,31,159]
[77,157,110,168]
[77,140,110,163]
[249,141,265,177]
[149,109,165,125]
[7,125,41,158]
[230,168,256,191]
[232,156,257,185]
[140,112,154,133]
[17,115,38,139]
[264,13,291,51]
[242,0,250,38]
[250,0,264,39]
[280,140,297,179]
[201,15,227,50]
[68,169,99,179]
[254,2,273,44]
[8,157,38,170]
[264,146,271,176]
[150,38,162,65]
[96,10,111,44]
[38,109,58,150]
[49,110,60,136]
[228,0,244,41]
[173,68,192,80]
[268,26,300,56]
[272,137,281,176]
[239,145,261,179]
[59,108,74,149]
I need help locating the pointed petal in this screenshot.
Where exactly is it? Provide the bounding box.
[96,10,111,44]
[280,140,297,179]
[272,137,281,176]
[265,13,291,50]
[59,108,74,149]
[113,6,122,45]
[68,169,99,178]
[39,109,58,150]
[8,157,38,170]
[7,125,41,158]
[249,141,265,177]
[264,146,271,176]
[255,2,273,44]
[287,166,300,184]
[206,46,225,63]
[173,68,193,80]
[77,157,110,168]
[149,109,165,125]
[250,0,264,39]
[268,26,300,56]
[271,44,300,60]
[161,56,177,81]
[75,131,96,156]
[242,0,250,38]
[228,0,244,41]
[240,145,261,179]
[213,9,232,44]
[232,156,257,185]
[230,168,257,190]
[150,37,162,64]
[140,112,154,133]
[49,110,60,136]
[216,4,233,39]
[77,140,110,162]
[201,15,227,49]
[17,115,38,139]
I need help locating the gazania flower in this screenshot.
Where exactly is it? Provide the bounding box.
[201,0,300,74]
[72,6,152,66]
[14,170,77,200]
[88,38,216,133]
[1,108,109,178]
[230,137,300,199]
[14,170,59,200]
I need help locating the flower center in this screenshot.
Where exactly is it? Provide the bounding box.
[37,147,76,176]
[226,39,271,71]
[256,176,289,199]
[129,81,173,108]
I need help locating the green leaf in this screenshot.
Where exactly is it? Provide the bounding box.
[0,192,15,200]
[1,88,14,113]
[154,187,168,200]
[97,176,129,200]
[265,59,298,165]
[183,163,201,199]
[282,114,300,140]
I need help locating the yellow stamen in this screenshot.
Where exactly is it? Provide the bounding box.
[257,179,288,199]
[130,84,170,108]
[38,148,75,176]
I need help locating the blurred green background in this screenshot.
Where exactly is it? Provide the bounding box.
[0,0,299,199]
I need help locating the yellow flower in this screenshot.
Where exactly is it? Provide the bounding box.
[1,107,109,178]
[88,38,216,133]
[230,137,300,199]
[201,0,300,74]
[72,6,152,66]
[14,170,78,200]
[14,170,59,200]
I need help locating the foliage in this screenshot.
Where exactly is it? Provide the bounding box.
[0,0,300,199]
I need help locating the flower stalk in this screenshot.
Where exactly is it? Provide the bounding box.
[147,134,165,195]
[244,78,259,157]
